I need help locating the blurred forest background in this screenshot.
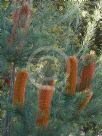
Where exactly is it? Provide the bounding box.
[0,0,102,136]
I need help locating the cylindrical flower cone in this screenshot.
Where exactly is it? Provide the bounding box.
[8,10,20,45]
[79,54,96,92]
[78,91,93,112]
[13,70,29,107]
[36,82,55,127]
[20,2,32,33]
[36,110,50,127]
[66,56,78,95]
[39,85,54,111]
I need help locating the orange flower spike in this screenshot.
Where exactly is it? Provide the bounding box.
[13,70,29,106]
[78,91,93,112]
[66,56,78,95]
[79,54,96,91]
[39,85,54,112]
[36,83,55,127]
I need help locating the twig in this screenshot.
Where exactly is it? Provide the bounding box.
[3,63,15,136]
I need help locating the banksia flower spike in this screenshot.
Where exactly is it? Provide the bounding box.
[20,2,32,33]
[36,80,55,127]
[20,3,31,16]
[78,90,93,112]
[79,53,96,92]
[13,70,29,107]
[66,56,78,95]
[8,10,20,44]
[8,2,32,44]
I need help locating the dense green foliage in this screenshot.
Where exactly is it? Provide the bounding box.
[0,0,102,136]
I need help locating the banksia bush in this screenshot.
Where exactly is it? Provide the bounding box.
[12,70,29,106]
[78,90,93,112]
[66,56,78,95]
[36,82,55,127]
[79,54,96,92]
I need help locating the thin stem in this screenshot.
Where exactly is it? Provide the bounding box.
[3,63,15,136]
